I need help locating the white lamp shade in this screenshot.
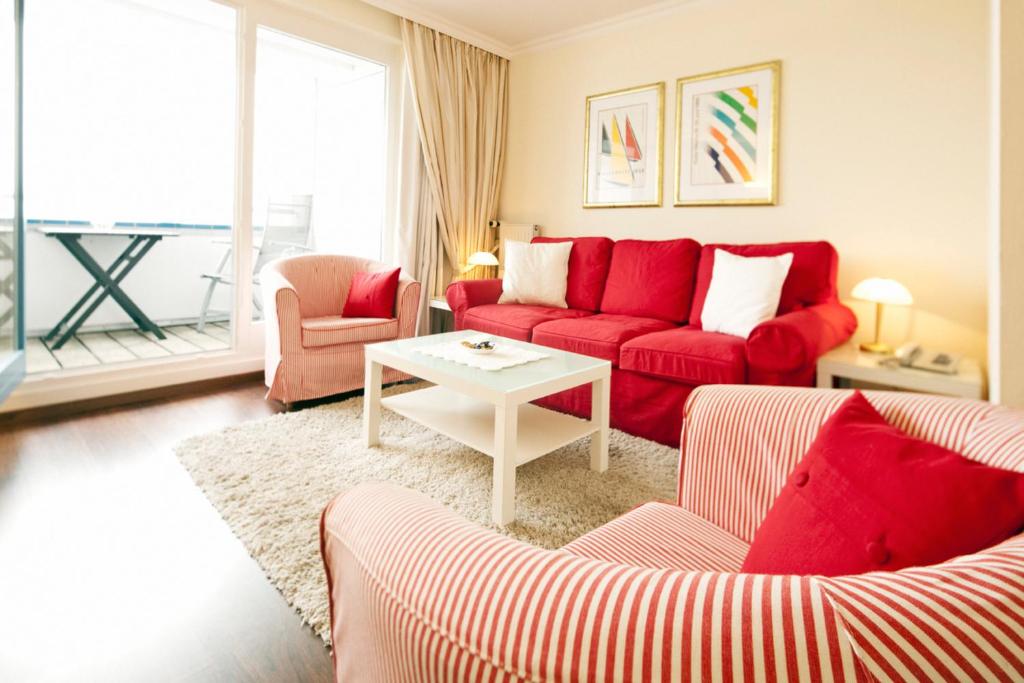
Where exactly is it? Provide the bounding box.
[467,251,499,267]
[851,277,913,306]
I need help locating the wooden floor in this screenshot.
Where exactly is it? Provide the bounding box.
[26,322,231,373]
[0,379,334,682]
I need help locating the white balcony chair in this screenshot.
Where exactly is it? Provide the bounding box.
[197,195,313,332]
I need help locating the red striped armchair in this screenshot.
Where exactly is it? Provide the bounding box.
[321,385,1024,682]
[261,254,420,404]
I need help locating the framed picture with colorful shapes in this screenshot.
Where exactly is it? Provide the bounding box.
[583,82,664,208]
[675,61,780,206]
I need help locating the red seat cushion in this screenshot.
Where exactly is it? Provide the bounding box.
[689,242,839,327]
[532,314,675,364]
[742,391,1024,576]
[462,304,592,342]
[599,238,702,323]
[532,236,614,312]
[620,326,746,385]
[342,268,401,318]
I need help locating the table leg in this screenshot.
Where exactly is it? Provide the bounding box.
[363,359,382,447]
[493,402,518,526]
[47,235,167,348]
[0,272,13,329]
[44,236,142,345]
[816,368,834,389]
[590,375,610,472]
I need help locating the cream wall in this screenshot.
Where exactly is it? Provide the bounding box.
[499,0,989,361]
[995,0,1024,405]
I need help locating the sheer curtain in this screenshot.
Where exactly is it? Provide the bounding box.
[400,19,509,280]
[394,70,441,334]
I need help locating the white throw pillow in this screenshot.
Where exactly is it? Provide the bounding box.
[497,240,573,308]
[700,249,794,338]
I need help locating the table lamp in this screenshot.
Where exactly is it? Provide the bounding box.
[462,250,499,277]
[851,277,913,354]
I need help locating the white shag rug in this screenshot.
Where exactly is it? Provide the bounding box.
[174,383,678,643]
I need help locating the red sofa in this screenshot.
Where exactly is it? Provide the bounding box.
[445,237,857,446]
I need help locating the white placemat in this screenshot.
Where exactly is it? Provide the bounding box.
[415,339,549,371]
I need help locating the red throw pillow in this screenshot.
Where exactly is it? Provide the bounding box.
[742,391,1024,576]
[342,268,400,318]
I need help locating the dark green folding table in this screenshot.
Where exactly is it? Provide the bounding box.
[39,226,180,349]
[0,225,14,331]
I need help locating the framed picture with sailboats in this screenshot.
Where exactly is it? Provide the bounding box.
[583,82,664,208]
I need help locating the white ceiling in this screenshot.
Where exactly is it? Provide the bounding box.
[361,0,690,56]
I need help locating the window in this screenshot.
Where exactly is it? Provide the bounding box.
[23,0,236,371]
[5,0,403,403]
[251,28,389,319]
[0,0,24,399]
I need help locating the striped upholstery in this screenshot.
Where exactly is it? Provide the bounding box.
[322,484,866,682]
[262,254,420,403]
[301,316,399,348]
[677,386,1000,543]
[561,502,749,573]
[820,535,1024,681]
[321,386,1024,681]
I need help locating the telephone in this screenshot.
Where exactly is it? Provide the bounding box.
[893,342,961,375]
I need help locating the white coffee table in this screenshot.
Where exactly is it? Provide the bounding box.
[363,330,611,525]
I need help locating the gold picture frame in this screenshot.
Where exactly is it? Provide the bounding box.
[674,61,780,206]
[583,82,664,208]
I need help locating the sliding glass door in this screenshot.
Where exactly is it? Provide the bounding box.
[249,27,389,320]
[2,0,404,406]
[22,0,236,374]
[0,0,24,403]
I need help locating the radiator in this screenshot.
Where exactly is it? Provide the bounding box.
[492,222,539,276]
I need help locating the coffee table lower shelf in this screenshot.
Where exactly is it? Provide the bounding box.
[380,385,599,466]
[363,331,611,526]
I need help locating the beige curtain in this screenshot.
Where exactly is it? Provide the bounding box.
[408,155,444,333]
[400,19,509,275]
[395,68,443,334]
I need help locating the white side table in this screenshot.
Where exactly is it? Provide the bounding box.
[428,296,454,332]
[428,296,451,312]
[817,343,985,400]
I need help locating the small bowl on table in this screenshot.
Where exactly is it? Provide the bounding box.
[461,338,496,355]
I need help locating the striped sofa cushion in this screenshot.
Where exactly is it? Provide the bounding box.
[561,501,749,573]
[300,315,398,348]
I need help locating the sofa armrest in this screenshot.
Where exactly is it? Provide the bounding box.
[746,302,857,374]
[445,278,502,329]
[321,482,862,682]
[260,266,303,395]
[394,275,422,338]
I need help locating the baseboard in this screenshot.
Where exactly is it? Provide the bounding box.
[0,353,265,414]
[0,371,265,426]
